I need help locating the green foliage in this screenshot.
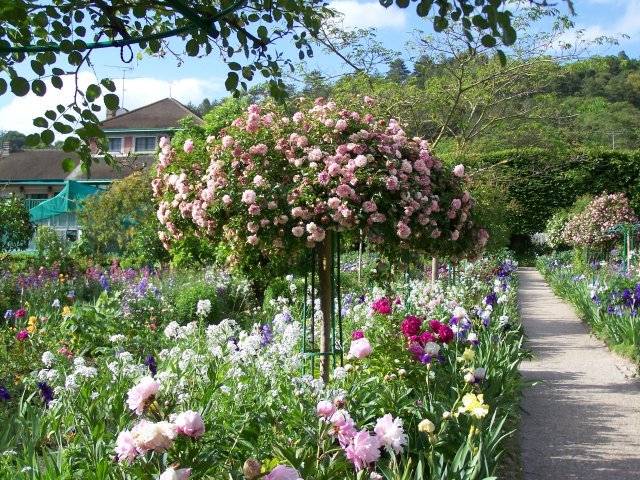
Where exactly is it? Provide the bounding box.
[77,171,168,266]
[34,226,68,268]
[457,148,640,237]
[167,281,219,325]
[0,195,35,254]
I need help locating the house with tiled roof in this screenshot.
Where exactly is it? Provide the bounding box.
[0,97,203,245]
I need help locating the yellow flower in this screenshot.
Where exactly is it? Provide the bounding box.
[24,302,30,308]
[418,419,436,433]
[458,348,475,362]
[459,393,489,419]
[62,306,72,317]
[28,316,38,326]
[27,325,37,334]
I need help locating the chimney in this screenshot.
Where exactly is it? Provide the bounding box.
[1,141,9,156]
[106,110,117,120]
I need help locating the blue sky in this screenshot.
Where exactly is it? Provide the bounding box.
[1,0,639,135]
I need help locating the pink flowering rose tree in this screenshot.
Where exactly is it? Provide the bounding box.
[154,97,487,380]
[154,96,485,267]
[562,193,638,248]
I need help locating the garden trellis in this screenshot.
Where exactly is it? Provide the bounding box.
[603,223,640,273]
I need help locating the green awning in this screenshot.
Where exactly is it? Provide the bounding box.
[29,180,101,222]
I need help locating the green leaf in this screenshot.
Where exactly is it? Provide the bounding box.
[228,62,241,71]
[0,78,7,95]
[101,78,116,92]
[434,16,448,32]
[68,51,82,66]
[51,76,63,89]
[225,72,239,91]
[86,84,101,102]
[395,0,409,7]
[186,39,200,56]
[41,129,55,145]
[10,77,30,96]
[62,157,76,172]
[45,110,57,121]
[31,79,46,96]
[502,26,517,46]
[104,94,119,110]
[53,122,73,134]
[481,35,497,48]
[416,0,434,17]
[26,134,41,147]
[62,137,80,152]
[31,60,45,76]
[496,49,507,67]
[33,117,49,128]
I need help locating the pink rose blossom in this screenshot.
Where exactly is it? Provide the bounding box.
[174,410,205,438]
[292,226,305,237]
[308,148,323,162]
[363,201,377,213]
[242,190,256,204]
[335,119,348,131]
[451,198,462,210]
[247,235,259,245]
[126,376,160,415]
[344,430,381,471]
[451,230,460,241]
[222,135,234,149]
[222,195,232,205]
[396,222,411,239]
[183,140,194,153]
[453,164,465,177]
[385,176,399,191]
[348,337,373,360]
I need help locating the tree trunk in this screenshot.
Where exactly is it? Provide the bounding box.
[317,230,333,384]
[431,256,438,284]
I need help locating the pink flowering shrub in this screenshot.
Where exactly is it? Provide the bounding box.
[562,193,638,247]
[153,97,487,268]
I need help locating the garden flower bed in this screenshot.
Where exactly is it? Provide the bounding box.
[0,255,525,479]
[538,253,640,362]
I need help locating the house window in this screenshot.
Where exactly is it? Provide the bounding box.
[108,137,123,153]
[135,136,157,152]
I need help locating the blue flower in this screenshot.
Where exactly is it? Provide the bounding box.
[37,382,54,406]
[0,385,10,400]
[144,356,157,376]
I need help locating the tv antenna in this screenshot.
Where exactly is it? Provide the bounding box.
[105,65,134,109]
[596,130,626,149]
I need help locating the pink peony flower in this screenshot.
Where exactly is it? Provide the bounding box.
[374,414,408,454]
[115,430,138,464]
[131,420,177,454]
[453,164,465,177]
[328,409,357,446]
[344,430,381,471]
[351,330,364,340]
[317,400,336,417]
[183,140,194,153]
[126,376,160,415]
[348,337,373,360]
[400,316,422,338]
[17,330,29,341]
[159,467,191,480]
[335,119,348,131]
[264,465,301,480]
[174,410,205,438]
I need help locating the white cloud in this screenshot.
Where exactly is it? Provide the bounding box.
[0,72,223,135]
[330,0,407,29]
[564,0,640,46]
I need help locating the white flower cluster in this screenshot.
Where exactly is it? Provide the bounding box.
[196,299,212,318]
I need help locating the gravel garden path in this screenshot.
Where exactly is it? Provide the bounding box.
[517,267,640,480]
